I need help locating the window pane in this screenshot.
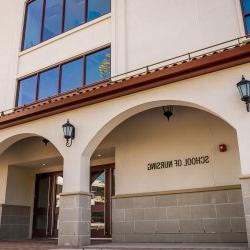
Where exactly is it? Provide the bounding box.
[243,0,250,13]
[38,67,59,100]
[61,58,83,93]
[85,47,111,85]
[64,0,85,31]
[23,0,43,50]
[246,15,250,34]
[43,0,63,41]
[18,76,37,106]
[87,0,111,22]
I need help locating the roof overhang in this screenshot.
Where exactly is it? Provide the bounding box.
[0,42,250,129]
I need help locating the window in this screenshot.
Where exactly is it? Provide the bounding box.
[22,0,111,50]
[86,47,111,85]
[18,76,37,106]
[43,0,64,41]
[16,47,111,107]
[242,0,250,34]
[61,58,84,92]
[23,0,43,50]
[38,67,59,99]
[64,0,86,32]
[87,0,111,22]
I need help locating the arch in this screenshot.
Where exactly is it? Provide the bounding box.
[82,100,236,158]
[0,132,63,157]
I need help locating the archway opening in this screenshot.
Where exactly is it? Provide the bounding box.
[0,135,63,241]
[88,105,246,243]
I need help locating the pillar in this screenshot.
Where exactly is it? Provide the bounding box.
[58,154,91,247]
[237,127,250,246]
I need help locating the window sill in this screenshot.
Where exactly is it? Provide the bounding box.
[19,13,111,58]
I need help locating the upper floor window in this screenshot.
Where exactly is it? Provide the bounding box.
[22,0,111,50]
[17,47,111,106]
[242,0,250,35]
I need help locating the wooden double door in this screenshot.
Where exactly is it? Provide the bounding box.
[33,165,114,239]
[33,172,63,238]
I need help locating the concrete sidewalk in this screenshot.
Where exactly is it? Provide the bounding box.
[82,243,249,250]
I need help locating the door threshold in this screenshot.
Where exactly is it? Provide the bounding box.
[91,238,112,240]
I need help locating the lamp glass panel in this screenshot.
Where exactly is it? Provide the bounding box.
[247,82,250,96]
[241,83,248,97]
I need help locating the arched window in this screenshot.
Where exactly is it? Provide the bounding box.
[22,0,111,50]
[241,0,250,35]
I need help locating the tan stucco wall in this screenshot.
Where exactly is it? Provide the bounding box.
[100,107,240,195]
[0,164,8,204]
[0,63,249,194]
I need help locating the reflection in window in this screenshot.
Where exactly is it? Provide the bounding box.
[17,47,110,106]
[242,0,250,34]
[61,58,84,93]
[64,0,86,32]
[87,0,110,22]
[43,0,63,41]
[23,0,43,50]
[18,76,37,106]
[86,47,111,85]
[39,67,59,99]
[22,0,111,50]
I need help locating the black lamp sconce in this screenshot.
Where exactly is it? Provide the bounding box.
[163,106,174,121]
[237,75,250,112]
[62,119,75,147]
[42,138,50,147]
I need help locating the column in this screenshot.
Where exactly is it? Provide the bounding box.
[58,155,91,247]
[238,128,250,246]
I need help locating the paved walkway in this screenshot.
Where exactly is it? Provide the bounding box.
[84,243,249,250]
[0,241,248,250]
[0,240,58,250]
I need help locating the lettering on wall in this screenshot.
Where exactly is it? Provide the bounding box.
[147,155,210,171]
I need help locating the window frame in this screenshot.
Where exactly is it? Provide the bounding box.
[241,0,250,35]
[21,0,111,51]
[16,46,111,107]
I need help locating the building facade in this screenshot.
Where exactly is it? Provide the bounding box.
[0,0,250,247]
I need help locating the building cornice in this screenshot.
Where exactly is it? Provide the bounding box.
[0,42,250,130]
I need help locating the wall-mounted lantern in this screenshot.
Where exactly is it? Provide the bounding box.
[237,75,250,112]
[163,106,174,121]
[62,119,75,147]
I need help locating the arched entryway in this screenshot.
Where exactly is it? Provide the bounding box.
[86,103,246,243]
[0,134,63,241]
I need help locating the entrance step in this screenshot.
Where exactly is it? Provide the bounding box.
[83,243,249,250]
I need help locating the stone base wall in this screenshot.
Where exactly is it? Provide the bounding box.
[112,188,247,243]
[240,179,250,244]
[58,193,91,247]
[0,205,30,240]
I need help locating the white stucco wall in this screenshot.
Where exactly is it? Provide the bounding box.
[112,0,245,75]
[0,0,246,112]
[101,107,240,195]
